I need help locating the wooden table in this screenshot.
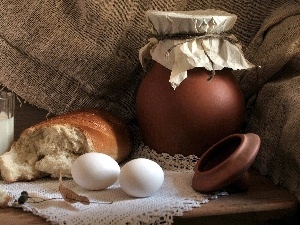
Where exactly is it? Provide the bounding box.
[1,169,299,225]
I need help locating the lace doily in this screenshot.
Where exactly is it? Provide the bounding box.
[1,144,215,225]
[131,143,199,171]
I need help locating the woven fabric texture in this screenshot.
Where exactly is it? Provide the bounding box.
[234,3,300,201]
[0,0,295,119]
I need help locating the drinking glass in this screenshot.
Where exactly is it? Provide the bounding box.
[0,91,15,155]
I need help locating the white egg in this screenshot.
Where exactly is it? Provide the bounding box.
[119,158,164,198]
[71,152,120,190]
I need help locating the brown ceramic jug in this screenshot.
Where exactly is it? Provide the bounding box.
[136,9,253,157]
[136,62,245,157]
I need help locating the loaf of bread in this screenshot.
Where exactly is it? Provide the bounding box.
[0,109,133,182]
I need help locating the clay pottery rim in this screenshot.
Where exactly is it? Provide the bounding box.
[192,133,261,193]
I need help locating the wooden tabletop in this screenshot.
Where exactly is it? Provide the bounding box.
[1,169,299,225]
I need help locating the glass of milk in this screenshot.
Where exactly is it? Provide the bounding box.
[0,91,15,155]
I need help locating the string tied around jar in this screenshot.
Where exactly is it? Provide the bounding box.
[154,32,240,81]
[139,10,255,89]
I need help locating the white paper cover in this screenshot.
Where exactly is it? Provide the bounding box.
[139,9,254,89]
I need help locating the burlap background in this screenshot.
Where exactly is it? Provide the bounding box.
[1,0,300,200]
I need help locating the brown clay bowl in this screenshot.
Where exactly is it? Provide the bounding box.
[192,133,261,193]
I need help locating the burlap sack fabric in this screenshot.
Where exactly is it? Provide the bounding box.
[0,0,299,200]
[234,3,300,201]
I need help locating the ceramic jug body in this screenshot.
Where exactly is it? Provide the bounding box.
[136,62,245,157]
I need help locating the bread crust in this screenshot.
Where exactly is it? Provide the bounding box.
[32,109,133,162]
